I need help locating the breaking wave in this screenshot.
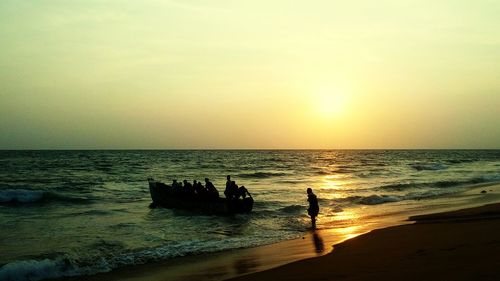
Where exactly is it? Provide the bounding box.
[410,163,448,171]
[378,176,500,191]
[0,189,44,203]
[0,189,91,205]
[335,188,469,206]
[0,233,297,281]
[0,258,80,281]
[359,195,400,205]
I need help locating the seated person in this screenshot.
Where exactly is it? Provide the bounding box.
[194,180,206,197]
[230,181,239,198]
[205,178,219,199]
[183,180,195,196]
[236,186,251,199]
[172,180,181,194]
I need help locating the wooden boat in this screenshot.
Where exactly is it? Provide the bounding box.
[148,178,254,215]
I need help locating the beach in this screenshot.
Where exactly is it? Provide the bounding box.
[230,202,500,281]
[55,183,500,281]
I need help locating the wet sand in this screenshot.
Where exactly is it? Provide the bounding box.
[229,202,500,281]
[60,222,363,281]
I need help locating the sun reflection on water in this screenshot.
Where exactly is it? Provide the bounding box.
[318,174,355,201]
[333,225,365,241]
[321,208,370,243]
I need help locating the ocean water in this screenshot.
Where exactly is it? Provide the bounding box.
[1,150,499,281]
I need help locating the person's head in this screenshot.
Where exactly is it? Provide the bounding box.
[183,180,188,184]
[227,175,231,180]
[307,187,312,194]
[173,180,177,183]
[193,180,197,184]
[205,178,209,183]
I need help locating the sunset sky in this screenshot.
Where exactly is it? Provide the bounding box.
[1,0,499,149]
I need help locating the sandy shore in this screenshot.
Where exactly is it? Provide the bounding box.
[58,183,500,281]
[229,202,500,281]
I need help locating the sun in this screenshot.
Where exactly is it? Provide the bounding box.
[314,89,347,118]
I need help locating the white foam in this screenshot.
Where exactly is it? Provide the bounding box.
[0,233,296,281]
[0,259,71,281]
[0,189,44,203]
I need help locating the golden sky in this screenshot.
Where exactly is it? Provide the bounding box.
[1,1,499,149]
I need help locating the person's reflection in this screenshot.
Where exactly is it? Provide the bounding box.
[312,231,325,254]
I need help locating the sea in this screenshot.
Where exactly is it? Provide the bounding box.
[1,150,499,281]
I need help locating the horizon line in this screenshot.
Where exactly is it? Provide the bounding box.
[1,148,499,151]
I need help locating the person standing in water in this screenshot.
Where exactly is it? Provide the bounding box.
[307,187,319,229]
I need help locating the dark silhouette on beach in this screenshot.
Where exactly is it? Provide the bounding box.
[307,187,319,229]
[312,232,324,253]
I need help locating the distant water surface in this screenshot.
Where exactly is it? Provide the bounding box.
[0,150,499,280]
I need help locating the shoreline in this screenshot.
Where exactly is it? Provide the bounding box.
[56,182,500,281]
[229,202,500,281]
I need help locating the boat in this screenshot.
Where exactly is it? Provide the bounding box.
[148,178,254,215]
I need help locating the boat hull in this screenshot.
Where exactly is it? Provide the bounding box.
[148,180,253,215]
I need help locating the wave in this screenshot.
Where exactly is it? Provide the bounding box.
[0,189,91,205]
[359,195,400,205]
[0,232,299,281]
[314,170,330,175]
[237,172,290,179]
[276,179,306,185]
[334,174,500,206]
[379,176,499,191]
[445,159,473,164]
[332,168,356,174]
[280,205,304,214]
[410,163,448,171]
[0,258,81,281]
[361,181,500,205]
[332,194,400,205]
[339,194,401,205]
[335,190,453,206]
[0,189,44,203]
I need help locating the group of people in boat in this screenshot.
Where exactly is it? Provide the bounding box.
[164,175,251,201]
[156,175,318,228]
[166,178,219,200]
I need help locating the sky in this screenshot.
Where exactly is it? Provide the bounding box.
[1,0,499,149]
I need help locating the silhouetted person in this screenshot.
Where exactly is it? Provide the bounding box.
[230,181,239,199]
[224,175,232,199]
[172,180,181,195]
[183,180,194,196]
[236,186,251,199]
[307,187,319,229]
[205,178,219,199]
[193,180,205,197]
